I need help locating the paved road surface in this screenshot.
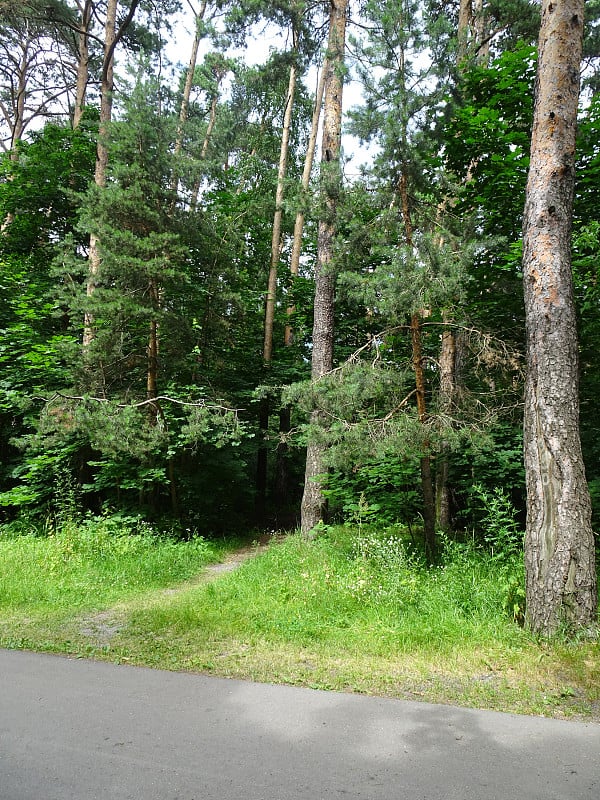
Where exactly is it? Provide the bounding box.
[1,648,598,799]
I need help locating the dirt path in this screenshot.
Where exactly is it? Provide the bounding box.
[78,540,273,647]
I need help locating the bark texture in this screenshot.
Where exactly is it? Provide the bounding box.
[522,0,597,635]
[300,0,347,537]
[73,0,92,129]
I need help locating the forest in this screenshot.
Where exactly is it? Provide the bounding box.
[0,0,599,637]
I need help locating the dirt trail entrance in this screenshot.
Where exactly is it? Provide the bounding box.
[78,538,275,647]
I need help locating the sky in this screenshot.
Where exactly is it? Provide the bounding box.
[164,4,378,174]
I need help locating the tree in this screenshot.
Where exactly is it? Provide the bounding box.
[83,0,142,348]
[300,0,348,536]
[522,0,597,635]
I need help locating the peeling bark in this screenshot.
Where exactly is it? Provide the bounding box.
[522,0,597,635]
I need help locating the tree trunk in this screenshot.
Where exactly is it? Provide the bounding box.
[285,59,327,345]
[457,0,474,63]
[73,0,92,129]
[522,0,597,635]
[300,0,347,537]
[83,0,118,348]
[147,278,160,426]
[398,166,437,561]
[435,317,457,530]
[190,91,221,210]
[255,35,299,522]
[410,311,436,563]
[277,59,327,512]
[171,0,208,196]
[263,40,298,365]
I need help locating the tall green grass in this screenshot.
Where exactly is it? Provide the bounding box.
[130,526,529,656]
[1,521,598,717]
[0,514,220,614]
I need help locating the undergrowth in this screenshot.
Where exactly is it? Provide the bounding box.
[136,526,527,655]
[0,513,220,612]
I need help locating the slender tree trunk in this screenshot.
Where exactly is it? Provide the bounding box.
[276,63,327,515]
[1,35,30,232]
[522,0,597,635]
[398,167,437,561]
[190,92,220,210]
[263,40,298,366]
[285,59,328,345]
[435,316,456,530]
[434,0,487,529]
[300,0,348,537]
[147,278,160,424]
[411,307,436,563]
[171,0,208,195]
[83,0,118,348]
[0,41,29,228]
[256,34,299,522]
[73,0,92,129]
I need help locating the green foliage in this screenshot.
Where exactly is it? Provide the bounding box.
[348,527,420,606]
[450,422,525,530]
[323,458,421,529]
[469,483,524,562]
[141,526,527,655]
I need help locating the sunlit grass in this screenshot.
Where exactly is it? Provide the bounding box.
[1,522,598,719]
[0,516,222,614]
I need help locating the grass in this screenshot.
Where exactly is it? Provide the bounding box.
[1,519,599,720]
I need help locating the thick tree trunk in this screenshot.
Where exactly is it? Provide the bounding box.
[522,0,597,635]
[457,0,474,63]
[300,0,347,537]
[457,0,489,65]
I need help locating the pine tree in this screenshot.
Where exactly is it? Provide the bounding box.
[522,0,597,635]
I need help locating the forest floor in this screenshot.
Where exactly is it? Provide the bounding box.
[1,528,599,721]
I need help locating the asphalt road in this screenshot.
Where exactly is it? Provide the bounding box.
[1,648,599,800]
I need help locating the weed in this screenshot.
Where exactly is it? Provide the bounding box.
[471,484,524,562]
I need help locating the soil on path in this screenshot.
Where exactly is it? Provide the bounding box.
[78,538,274,647]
